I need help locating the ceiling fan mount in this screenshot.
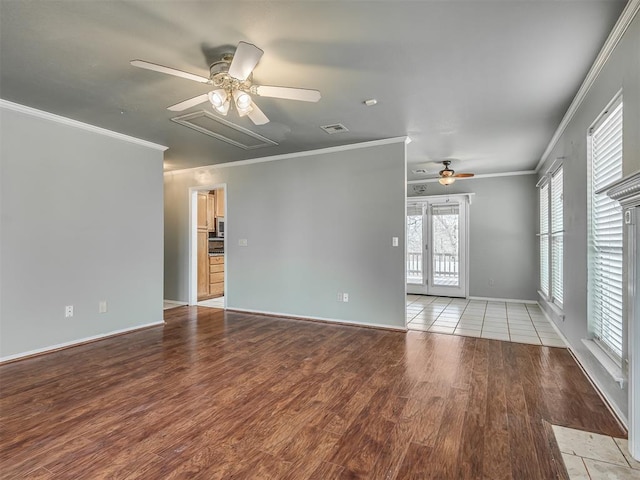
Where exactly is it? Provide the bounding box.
[412,159,475,185]
[209,54,251,86]
[208,55,254,107]
[208,56,232,78]
[130,42,321,126]
[439,160,455,178]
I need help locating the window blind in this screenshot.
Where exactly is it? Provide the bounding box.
[431,204,459,216]
[588,100,623,364]
[407,203,423,216]
[539,183,549,296]
[551,167,563,306]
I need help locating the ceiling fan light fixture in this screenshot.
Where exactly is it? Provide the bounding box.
[209,89,228,108]
[439,177,456,186]
[233,90,253,112]
[214,101,230,115]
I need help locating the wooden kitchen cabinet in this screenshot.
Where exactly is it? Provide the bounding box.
[207,193,216,232]
[197,193,208,230]
[215,188,225,217]
[209,255,224,297]
[197,231,209,299]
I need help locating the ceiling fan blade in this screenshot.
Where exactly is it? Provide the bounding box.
[247,102,269,125]
[453,173,475,178]
[255,85,321,102]
[167,93,210,111]
[130,60,210,84]
[228,42,264,81]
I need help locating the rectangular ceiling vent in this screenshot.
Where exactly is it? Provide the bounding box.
[320,123,349,134]
[171,111,278,150]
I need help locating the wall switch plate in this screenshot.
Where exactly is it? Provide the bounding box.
[337,292,343,302]
[238,239,248,247]
[99,301,107,313]
[65,305,74,318]
[489,278,495,286]
[392,237,399,247]
[342,293,349,302]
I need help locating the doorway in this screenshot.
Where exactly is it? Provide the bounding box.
[189,184,227,308]
[407,195,470,298]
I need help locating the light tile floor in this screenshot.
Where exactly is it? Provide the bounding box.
[553,424,640,479]
[407,295,566,347]
[162,297,225,310]
[198,296,225,308]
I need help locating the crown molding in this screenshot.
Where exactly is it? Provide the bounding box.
[535,0,640,172]
[0,99,168,151]
[165,136,409,175]
[600,170,640,208]
[407,170,536,185]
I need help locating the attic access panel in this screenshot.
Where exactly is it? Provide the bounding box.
[171,110,278,150]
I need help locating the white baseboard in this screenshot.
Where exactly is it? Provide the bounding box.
[468,296,538,304]
[0,321,165,364]
[537,305,571,343]
[226,307,407,332]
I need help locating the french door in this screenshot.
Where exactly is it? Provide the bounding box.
[407,197,469,297]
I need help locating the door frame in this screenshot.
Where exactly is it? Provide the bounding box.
[189,183,227,306]
[407,193,473,298]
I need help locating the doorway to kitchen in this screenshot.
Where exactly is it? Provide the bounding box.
[189,184,227,308]
[407,195,470,298]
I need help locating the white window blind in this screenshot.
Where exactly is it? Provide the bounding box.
[431,204,459,216]
[550,167,563,306]
[588,99,623,364]
[539,183,549,296]
[407,204,423,216]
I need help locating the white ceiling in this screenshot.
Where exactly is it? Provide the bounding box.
[0,1,626,178]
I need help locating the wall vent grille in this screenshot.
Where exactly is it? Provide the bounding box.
[320,123,349,134]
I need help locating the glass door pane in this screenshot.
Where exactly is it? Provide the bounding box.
[431,204,459,287]
[406,198,467,298]
[407,213,423,285]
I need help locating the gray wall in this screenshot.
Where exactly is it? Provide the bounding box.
[164,140,407,329]
[409,174,538,301]
[0,104,164,359]
[537,14,640,422]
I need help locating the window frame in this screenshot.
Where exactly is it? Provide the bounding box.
[538,162,563,310]
[550,166,564,308]
[587,93,624,367]
[539,180,550,298]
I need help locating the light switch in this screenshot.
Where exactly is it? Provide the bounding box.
[392,237,399,247]
[238,239,248,247]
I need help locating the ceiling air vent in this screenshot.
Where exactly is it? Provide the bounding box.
[320,123,349,134]
[171,110,278,150]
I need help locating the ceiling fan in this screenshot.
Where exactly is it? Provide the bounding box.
[412,160,475,185]
[130,41,321,125]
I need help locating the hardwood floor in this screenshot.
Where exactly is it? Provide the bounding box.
[0,307,626,479]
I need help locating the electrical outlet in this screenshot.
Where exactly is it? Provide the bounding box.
[343,293,349,302]
[65,305,74,318]
[337,292,343,302]
[392,237,399,247]
[99,301,107,313]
